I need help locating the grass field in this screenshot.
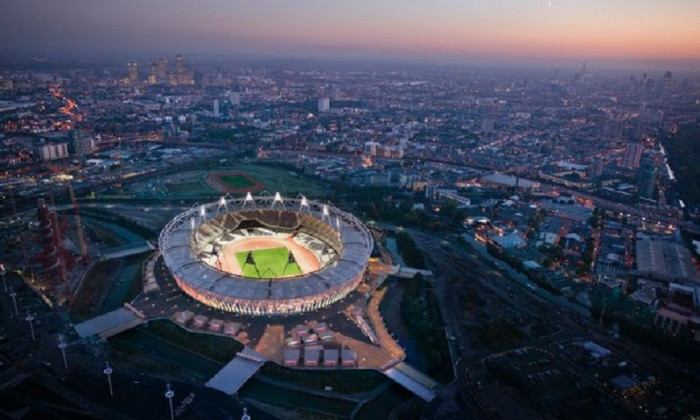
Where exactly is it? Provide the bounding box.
[164,180,216,194]
[235,246,302,278]
[234,163,328,196]
[219,174,256,189]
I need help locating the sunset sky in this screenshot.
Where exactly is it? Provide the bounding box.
[2,0,700,65]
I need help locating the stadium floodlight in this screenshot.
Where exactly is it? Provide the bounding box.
[217,196,228,216]
[322,204,331,224]
[271,192,284,209]
[300,196,310,213]
[243,191,256,209]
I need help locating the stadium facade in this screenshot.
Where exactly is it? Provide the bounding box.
[159,193,373,315]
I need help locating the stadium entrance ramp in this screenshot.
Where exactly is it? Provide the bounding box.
[205,347,266,395]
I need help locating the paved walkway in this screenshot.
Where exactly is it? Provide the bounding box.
[102,241,155,260]
[74,307,144,339]
[205,347,266,395]
[383,363,437,402]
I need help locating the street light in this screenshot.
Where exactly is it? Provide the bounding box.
[164,383,175,420]
[25,311,35,341]
[57,335,68,369]
[0,264,7,293]
[8,287,18,317]
[103,362,114,396]
[241,407,251,420]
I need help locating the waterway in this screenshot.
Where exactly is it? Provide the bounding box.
[384,237,406,266]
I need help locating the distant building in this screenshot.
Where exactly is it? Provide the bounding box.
[174,54,193,86]
[622,142,643,169]
[0,76,14,91]
[37,142,69,161]
[491,233,526,250]
[70,129,93,159]
[637,162,657,199]
[588,158,605,178]
[213,99,220,117]
[480,173,539,190]
[364,141,378,156]
[147,62,158,84]
[318,97,330,113]
[228,91,241,107]
[433,189,471,207]
[635,239,699,283]
[126,61,139,84]
[156,57,169,82]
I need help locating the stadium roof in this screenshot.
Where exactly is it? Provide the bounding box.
[160,194,373,301]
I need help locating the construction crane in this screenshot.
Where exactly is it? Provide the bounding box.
[48,192,70,290]
[67,181,88,262]
[9,186,34,279]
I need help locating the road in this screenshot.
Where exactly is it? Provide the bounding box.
[396,226,699,419]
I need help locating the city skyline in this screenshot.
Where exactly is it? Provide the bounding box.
[2,0,700,69]
[1,15,700,417]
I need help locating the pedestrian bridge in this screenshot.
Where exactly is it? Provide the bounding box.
[74,306,144,340]
[205,347,266,395]
[101,241,155,260]
[383,362,438,401]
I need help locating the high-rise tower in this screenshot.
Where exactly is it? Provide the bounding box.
[637,162,657,199]
[318,97,330,113]
[126,62,139,84]
[623,142,643,169]
[156,57,169,83]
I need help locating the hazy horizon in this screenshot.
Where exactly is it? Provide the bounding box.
[2,0,700,72]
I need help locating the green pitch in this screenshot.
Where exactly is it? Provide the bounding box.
[219,174,256,189]
[235,246,302,278]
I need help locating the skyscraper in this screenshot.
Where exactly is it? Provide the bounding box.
[126,62,139,84]
[637,162,657,199]
[156,57,169,83]
[174,54,192,86]
[213,99,220,117]
[147,62,158,84]
[623,142,643,169]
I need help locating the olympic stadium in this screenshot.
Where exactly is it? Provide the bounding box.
[158,193,373,315]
